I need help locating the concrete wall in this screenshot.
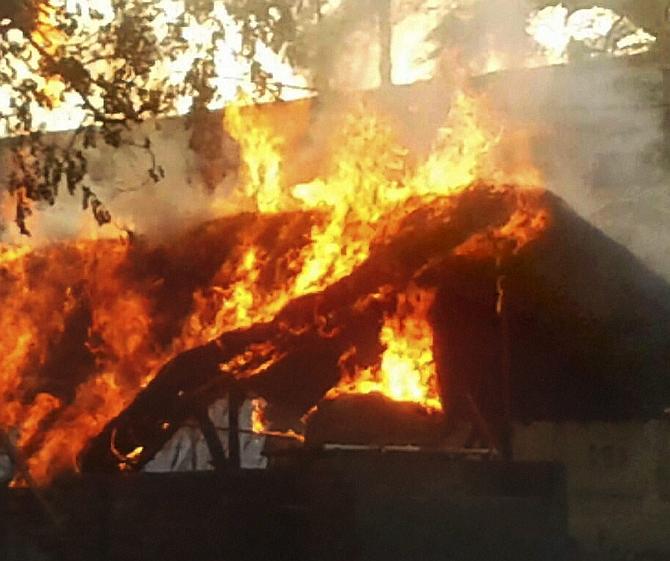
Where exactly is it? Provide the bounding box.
[2,455,566,561]
[514,420,670,559]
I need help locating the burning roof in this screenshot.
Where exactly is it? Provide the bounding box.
[1,81,669,485]
[78,183,670,475]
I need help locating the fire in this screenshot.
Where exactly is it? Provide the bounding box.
[330,287,441,411]
[188,89,501,346]
[0,78,548,483]
[200,89,534,415]
[225,101,286,213]
[0,239,170,485]
[251,398,268,434]
[2,0,658,484]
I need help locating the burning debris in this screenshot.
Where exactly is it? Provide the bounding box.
[2,4,670,561]
[79,183,546,473]
[0,87,555,484]
[1,50,669,487]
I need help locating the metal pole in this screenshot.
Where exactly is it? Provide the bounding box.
[496,272,513,461]
[227,388,242,470]
[197,409,228,471]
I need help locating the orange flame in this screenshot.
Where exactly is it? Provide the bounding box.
[251,398,268,434]
[0,240,169,484]
[330,286,441,411]
[0,86,548,484]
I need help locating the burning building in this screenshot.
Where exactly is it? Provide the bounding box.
[1,1,670,561]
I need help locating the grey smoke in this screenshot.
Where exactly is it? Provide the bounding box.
[2,0,669,282]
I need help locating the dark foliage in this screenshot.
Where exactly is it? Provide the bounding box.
[0,0,320,234]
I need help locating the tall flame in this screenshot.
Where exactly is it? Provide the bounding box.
[330,286,441,411]
[0,84,548,484]
[0,240,169,484]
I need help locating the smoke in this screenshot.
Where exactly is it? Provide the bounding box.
[455,2,670,279]
[3,0,669,281]
[291,0,386,91]
[311,0,670,280]
[0,113,241,245]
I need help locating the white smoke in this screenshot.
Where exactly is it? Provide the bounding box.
[464,3,670,279]
[3,0,669,281]
[312,0,670,279]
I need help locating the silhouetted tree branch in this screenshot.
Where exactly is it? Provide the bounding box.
[0,0,317,234]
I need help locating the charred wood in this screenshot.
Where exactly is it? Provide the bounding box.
[80,185,523,473]
[78,185,670,474]
[305,393,444,447]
